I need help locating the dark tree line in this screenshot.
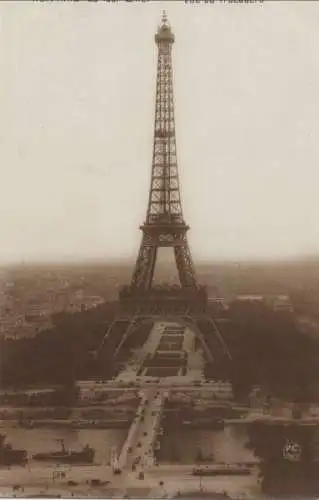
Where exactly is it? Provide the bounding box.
[0,302,154,390]
[0,302,117,388]
[205,301,319,402]
[2,298,318,404]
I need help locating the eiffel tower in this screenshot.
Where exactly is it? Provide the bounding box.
[98,13,231,366]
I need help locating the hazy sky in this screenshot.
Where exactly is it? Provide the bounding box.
[1,1,319,264]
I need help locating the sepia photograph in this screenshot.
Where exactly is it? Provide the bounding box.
[1,0,319,498]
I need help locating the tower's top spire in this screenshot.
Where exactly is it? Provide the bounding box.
[155,11,174,44]
[161,10,168,26]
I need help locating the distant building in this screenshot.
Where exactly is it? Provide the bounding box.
[236,295,264,303]
[67,291,105,313]
[208,297,228,310]
[0,313,26,337]
[235,294,293,313]
[272,295,294,313]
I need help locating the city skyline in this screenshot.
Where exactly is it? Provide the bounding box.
[2,1,319,264]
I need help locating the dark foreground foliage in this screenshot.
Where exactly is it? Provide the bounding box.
[247,421,319,497]
[1,300,318,404]
[0,301,152,389]
[205,301,319,402]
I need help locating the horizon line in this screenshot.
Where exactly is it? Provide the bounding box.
[1,253,319,269]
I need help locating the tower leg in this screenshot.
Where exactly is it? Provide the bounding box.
[131,238,157,289]
[174,240,197,288]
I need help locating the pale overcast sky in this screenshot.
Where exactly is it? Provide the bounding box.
[1,1,319,264]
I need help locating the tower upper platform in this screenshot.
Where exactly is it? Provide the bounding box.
[155,11,175,44]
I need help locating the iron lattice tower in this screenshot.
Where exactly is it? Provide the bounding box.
[97,13,231,365]
[131,12,196,291]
